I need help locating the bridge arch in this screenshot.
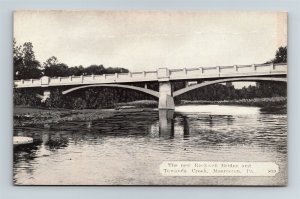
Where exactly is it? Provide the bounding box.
[62,84,160,98]
[173,77,287,97]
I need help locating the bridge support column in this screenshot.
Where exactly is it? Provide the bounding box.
[158,81,175,110]
[159,109,174,138]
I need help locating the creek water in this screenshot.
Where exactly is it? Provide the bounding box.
[13,105,287,185]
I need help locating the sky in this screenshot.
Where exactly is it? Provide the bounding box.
[14,11,287,88]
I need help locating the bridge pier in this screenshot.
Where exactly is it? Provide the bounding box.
[158,81,175,110]
[159,109,174,138]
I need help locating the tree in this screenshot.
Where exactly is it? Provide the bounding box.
[44,89,66,108]
[273,46,287,63]
[72,98,87,109]
[84,65,105,75]
[13,41,42,80]
[43,56,59,68]
[258,46,287,98]
[104,67,129,74]
[13,39,23,80]
[43,56,71,77]
[67,65,84,76]
[265,46,287,64]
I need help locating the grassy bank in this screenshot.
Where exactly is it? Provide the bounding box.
[14,97,286,127]
[14,106,151,127]
[116,100,158,109]
[116,97,287,108]
[178,97,287,107]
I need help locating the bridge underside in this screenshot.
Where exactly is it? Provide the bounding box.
[173,76,287,97]
[37,76,286,110]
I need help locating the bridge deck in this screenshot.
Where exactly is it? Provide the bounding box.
[14,63,287,88]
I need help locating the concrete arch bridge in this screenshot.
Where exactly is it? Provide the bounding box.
[14,63,287,110]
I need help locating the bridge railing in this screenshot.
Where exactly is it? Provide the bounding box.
[14,79,41,87]
[169,63,287,80]
[14,63,287,88]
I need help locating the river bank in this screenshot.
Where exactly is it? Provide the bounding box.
[178,97,286,107]
[14,106,154,127]
[178,97,287,113]
[14,97,286,127]
[115,97,287,108]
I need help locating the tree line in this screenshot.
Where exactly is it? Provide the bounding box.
[13,40,128,80]
[13,40,287,109]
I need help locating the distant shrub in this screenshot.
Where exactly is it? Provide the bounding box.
[179,97,286,107]
[14,88,42,107]
[72,97,87,109]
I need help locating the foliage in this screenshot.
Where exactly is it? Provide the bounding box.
[14,88,42,107]
[274,46,287,63]
[72,98,87,110]
[260,46,287,98]
[13,40,42,80]
[13,40,129,79]
[116,100,158,108]
[179,97,286,107]
[176,82,286,102]
[13,40,287,109]
[44,89,65,108]
[266,46,287,64]
[83,65,105,75]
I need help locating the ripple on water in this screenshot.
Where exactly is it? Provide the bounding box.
[13,105,287,185]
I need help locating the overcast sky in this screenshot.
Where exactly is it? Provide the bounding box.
[14,11,287,73]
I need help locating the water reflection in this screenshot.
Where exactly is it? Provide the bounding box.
[182,116,190,139]
[159,110,174,138]
[13,105,287,185]
[44,134,69,151]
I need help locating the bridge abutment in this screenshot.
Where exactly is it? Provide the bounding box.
[37,89,51,102]
[42,90,51,102]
